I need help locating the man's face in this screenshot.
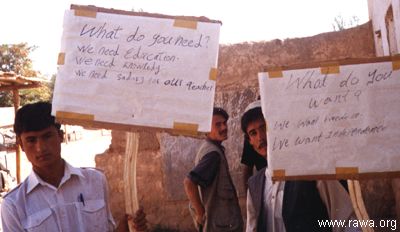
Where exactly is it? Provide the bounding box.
[246,118,268,157]
[208,114,228,142]
[18,126,63,172]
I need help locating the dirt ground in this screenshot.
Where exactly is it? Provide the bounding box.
[0,127,111,231]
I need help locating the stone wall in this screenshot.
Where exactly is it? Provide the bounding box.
[96,21,396,231]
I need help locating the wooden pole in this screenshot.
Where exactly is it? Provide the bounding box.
[354,180,374,232]
[12,89,21,184]
[348,180,374,232]
[348,181,363,226]
[124,132,140,231]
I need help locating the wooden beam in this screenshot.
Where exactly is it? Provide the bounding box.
[0,83,42,92]
[0,81,11,86]
[12,89,21,184]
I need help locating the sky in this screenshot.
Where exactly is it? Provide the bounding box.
[0,0,369,76]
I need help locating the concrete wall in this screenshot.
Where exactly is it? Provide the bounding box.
[96,21,397,231]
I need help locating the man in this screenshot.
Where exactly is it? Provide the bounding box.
[241,101,268,188]
[242,101,358,232]
[184,107,243,232]
[1,102,146,232]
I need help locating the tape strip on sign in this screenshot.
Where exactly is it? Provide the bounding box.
[336,167,359,178]
[320,62,340,74]
[391,56,400,70]
[173,19,198,30]
[74,9,97,18]
[268,69,283,78]
[56,111,95,121]
[209,68,218,80]
[173,122,199,136]
[273,169,286,178]
[57,53,65,65]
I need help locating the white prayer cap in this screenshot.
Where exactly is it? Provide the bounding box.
[244,100,261,113]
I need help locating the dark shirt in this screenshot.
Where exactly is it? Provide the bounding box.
[241,138,267,171]
[187,139,222,188]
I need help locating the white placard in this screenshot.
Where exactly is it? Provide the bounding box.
[259,60,400,179]
[52,9,221,132]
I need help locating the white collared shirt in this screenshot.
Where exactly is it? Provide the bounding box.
[246,168,285,232]
[264,169,286,232]
[1,161,115,232]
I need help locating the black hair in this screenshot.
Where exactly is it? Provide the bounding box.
[213,107,229,120]
[241,107,263,137]
[14,101,61,136]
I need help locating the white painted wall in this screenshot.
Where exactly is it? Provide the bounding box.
[368,0,400,56]
[0,107,15,128]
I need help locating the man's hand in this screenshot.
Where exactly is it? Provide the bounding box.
[116,207,148,232]
[129,207,147,231]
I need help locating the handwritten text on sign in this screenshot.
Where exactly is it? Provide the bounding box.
[259,61,400,178]
[52,10,220,132]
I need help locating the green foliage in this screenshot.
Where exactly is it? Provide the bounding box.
[0,92,13,107]
[0,82,53,107]
[0,43,37,76]
[0,43,54,107]
[19,79,54,105]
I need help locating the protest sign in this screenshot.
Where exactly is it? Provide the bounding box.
[52,5,221,135]
[259,57,400,180]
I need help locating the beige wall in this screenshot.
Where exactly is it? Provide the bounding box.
[96,21,396,231]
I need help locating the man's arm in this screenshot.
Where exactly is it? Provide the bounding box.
[1,199,25,232]
[183,177,205,225]
[184,151,220,226]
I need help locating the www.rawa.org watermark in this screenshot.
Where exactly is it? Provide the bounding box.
[318,219,397,231]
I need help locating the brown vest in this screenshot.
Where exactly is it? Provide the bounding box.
[194,140,243,232]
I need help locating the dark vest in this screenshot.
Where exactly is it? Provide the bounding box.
[194,140,243,232]
[248,167,331,232]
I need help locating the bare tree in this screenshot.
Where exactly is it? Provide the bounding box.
[332,15,360,31]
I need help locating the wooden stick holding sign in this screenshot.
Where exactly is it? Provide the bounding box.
[348,180,374,232]
[124,132,140,232]
[354,180,374,232]
[348,180,362,228]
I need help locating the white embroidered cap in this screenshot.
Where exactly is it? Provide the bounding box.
[244,100,261,113]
